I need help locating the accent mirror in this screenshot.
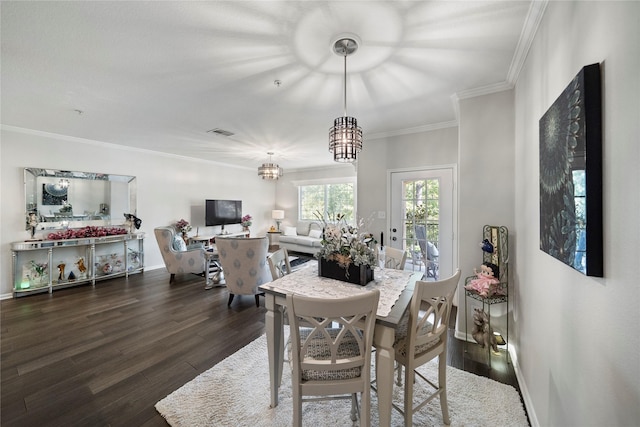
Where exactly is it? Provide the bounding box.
[24,168,137,231]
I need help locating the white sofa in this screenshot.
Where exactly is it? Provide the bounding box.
[278,221,323,255]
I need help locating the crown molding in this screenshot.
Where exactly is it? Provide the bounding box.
[507,0,549,84]
[366,120,458,140]
[0,125,255,171]
[452,0,548,102]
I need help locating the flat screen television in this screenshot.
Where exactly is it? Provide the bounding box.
[205,199,242,227]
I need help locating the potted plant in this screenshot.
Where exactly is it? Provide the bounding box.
[315,213,377,286]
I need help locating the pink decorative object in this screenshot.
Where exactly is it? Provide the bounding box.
[464,263,503,298]
[47,226,127,240]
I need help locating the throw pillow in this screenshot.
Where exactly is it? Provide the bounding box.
[308,229,322,239]
[172,234,187,252]
[283,226,297,236]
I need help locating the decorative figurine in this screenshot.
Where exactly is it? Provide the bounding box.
[68,271,76,281]
[76,257,87,279]
[465,262,502,298]
[480,238,494,253]
[27,212,38,239]
[471,308,499,353]
[57,262,66,282]
[124,213,142,234]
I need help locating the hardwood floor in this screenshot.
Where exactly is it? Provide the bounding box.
[1,268,524,426]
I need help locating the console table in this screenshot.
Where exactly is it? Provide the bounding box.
[11,233,144,297]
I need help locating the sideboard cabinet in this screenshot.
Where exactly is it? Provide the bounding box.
[11,233,144,297]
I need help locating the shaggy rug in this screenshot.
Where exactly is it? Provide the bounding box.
[156,335,527,426]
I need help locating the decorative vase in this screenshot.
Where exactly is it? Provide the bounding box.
[318,257,374,286]
[243,226,249,232]
[31,273,48,287]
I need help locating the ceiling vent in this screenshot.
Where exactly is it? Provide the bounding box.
[207,128,235,137]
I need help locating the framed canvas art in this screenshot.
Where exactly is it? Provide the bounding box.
[539,63,603,277]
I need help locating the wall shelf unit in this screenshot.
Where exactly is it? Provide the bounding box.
[11,233,144,297]
[464,225,509,368]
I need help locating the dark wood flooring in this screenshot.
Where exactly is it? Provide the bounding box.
[1,268,524,426]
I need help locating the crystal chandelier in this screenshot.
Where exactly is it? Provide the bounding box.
[258,152,283,180]
[329,37,363,163]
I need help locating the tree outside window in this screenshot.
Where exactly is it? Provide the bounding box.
[299,183,354,222]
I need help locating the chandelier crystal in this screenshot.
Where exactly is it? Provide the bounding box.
[258,152,283,180]
[329,37,363,163]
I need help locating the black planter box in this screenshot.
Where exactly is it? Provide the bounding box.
[318,257,374,286]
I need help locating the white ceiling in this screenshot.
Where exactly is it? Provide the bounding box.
[1,1,540,171]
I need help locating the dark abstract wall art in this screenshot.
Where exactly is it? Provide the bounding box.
[539,63,603,277]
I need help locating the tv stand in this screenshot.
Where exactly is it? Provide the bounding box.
[216,231,249,238]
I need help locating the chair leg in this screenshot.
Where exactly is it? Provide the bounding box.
[292,386,302,427]
[439,355,450,424]
[361,388,371,426]
[255,294,260,307]
[169,273,175,284]
[350,393,358,421]
[227,293,235,306]
[404,367,414,426]
[396,362,403,386]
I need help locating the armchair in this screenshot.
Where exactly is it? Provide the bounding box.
[154,226,209,285]
[216,236,271,307]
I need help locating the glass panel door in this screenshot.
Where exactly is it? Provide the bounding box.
[390,168,454,280]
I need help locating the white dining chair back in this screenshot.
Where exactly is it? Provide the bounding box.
[389,269,461,426]
[383,246,408,270]
[286,289,380,427]
[267,248,292,280]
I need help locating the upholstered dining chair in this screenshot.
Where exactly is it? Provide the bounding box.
[267,247,292,280]
[286,289,380,427]
[216,236,271,307]
[382,246,408,270]
[380,269,461,426]
[154,226,208,284]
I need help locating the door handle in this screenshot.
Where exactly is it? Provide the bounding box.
[392,228,397,232]
[392,237,397,241]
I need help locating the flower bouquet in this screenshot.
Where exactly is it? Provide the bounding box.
[175,219,192,234]
[314,212,377,286]
[241,214,252,228]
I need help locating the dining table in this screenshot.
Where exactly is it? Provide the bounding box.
[259,261,421,427]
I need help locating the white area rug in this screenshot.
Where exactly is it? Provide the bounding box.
[156,335,528,426]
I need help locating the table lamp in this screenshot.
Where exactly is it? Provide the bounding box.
[271,210,284,231]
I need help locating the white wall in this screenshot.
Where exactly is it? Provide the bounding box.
[358,127,459,243]
[456,89,515,343]
[513,2,640,426]
[1,127,275,297]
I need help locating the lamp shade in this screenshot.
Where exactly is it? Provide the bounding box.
[271,210,285,220]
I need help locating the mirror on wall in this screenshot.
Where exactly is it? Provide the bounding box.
[24,168,137,230]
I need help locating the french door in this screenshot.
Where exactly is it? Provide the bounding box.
[389,167,455,280]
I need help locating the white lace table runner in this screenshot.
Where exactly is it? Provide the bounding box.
[262,262,414,317]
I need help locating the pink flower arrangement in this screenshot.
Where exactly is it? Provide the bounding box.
[47,226,128,240]
[241,214,252,227]
[175,219,192,234]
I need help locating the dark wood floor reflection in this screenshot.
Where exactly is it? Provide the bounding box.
[1,268,523,426]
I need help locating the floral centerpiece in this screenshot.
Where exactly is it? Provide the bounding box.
[241,214,252,229]
[314,212,377,285]
[175,219,192,234]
